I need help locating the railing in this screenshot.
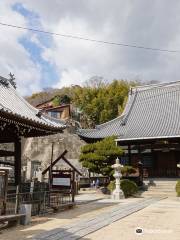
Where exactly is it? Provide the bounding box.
[4,190,72,216]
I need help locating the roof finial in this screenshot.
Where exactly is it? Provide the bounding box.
[0,76,9,87]
[130,87,133,95]
[9,72,16,89]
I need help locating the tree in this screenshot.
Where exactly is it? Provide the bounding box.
[27,77,138,125]
[79,137,123,177]
[73,78,136,125]
[52,94,71,106]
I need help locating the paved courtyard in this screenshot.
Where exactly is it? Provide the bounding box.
[0,192,180,240]
[87,197,180,240]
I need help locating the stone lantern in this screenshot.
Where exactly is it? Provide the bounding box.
[111,157,124,200]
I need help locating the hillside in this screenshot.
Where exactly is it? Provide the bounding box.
[27,78,136,126]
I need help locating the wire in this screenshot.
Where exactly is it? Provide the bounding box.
[0,22,179,53]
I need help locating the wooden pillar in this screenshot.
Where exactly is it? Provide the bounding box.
[151,143,155,177]
[128,145,131,165]
[49,142,54,190]
[138,144,141,162]
[72,170,75,202]
[14,137,21,186]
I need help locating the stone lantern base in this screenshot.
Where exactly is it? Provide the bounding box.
[112,189,125,200]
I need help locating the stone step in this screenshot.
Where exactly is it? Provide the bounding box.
[146,190,175,193]
[144,181,178,184]
[147,185,176,188]
[147,187,175,189]
[143,179,178,196]
[146,186,176,191]
[145,186,176,189]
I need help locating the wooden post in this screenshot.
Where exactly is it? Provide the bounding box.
[4,170,8,215]
[14,137,21,186]
[128,145,131,165]
[72,170,75,202]
[49,142,54,190]
[15,185,19,214]
[138,161,143,186]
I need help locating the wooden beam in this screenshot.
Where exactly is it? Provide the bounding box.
[14,137,21,186]
[42,150,68,175]
[62,156,82,176]
[0,139,15,143]
[0,150,15,157]
[0,160,14,166]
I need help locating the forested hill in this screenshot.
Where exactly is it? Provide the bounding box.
[27,79,137,126]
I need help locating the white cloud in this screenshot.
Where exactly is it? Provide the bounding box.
[1,0,180,94]
[0,0,42,95]
[54,68,89,88]
[21,0,180,86]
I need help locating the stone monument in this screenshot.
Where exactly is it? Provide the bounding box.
[112,157,124,200]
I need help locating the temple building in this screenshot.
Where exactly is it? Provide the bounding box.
[78,81,180,178]
[0,76,66,185]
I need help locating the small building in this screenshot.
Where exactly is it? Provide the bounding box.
[36,98,71,121]
[78,81,180,178]
[0,76,66,185]
[36,97,83,127]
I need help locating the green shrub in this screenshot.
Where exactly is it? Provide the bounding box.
[121,166,137,176]
[107,179,138,198]
[107,180,115,192]
[175,181,180,197]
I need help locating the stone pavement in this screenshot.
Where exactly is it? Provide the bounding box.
[87,197,180,240]
[33,196,165,240]
[75,190,105,205]
[1,192,179,240]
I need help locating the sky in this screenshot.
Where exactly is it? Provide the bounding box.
[1,1,180,95]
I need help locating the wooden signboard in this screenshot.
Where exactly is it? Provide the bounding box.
[52,171,71,189]
[51,170,75,202]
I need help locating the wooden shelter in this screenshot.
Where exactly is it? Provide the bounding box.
[42,150,82,201]
[0,76,66,186]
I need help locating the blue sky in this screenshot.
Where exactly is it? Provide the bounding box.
[13,3,59,90]
[1,1,180,96]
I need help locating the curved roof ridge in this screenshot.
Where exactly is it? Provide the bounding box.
[95,89,136,129]
[41,113,66,126]
[6,80,66,127]
[0,76,66,131]
[77,79,180,141]
[0,76,40,114]
[132,80,180,93]
[95,115,124,129]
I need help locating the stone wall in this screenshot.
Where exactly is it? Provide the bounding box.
[22,129,87,180]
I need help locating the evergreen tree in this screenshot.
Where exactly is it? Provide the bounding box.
[79,137,123,177]
[73,78,136,125]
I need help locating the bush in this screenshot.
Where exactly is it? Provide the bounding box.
[121,166,137,176]
[107,180,115,192]
[107,179,138,198]
[175,181,180,197]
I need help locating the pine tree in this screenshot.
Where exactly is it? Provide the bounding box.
[79,137,123,177]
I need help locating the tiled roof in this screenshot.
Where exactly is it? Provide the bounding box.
[0,76,66,133]
[77,81,180,142]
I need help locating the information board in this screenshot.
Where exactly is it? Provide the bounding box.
[53,177,71,186]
